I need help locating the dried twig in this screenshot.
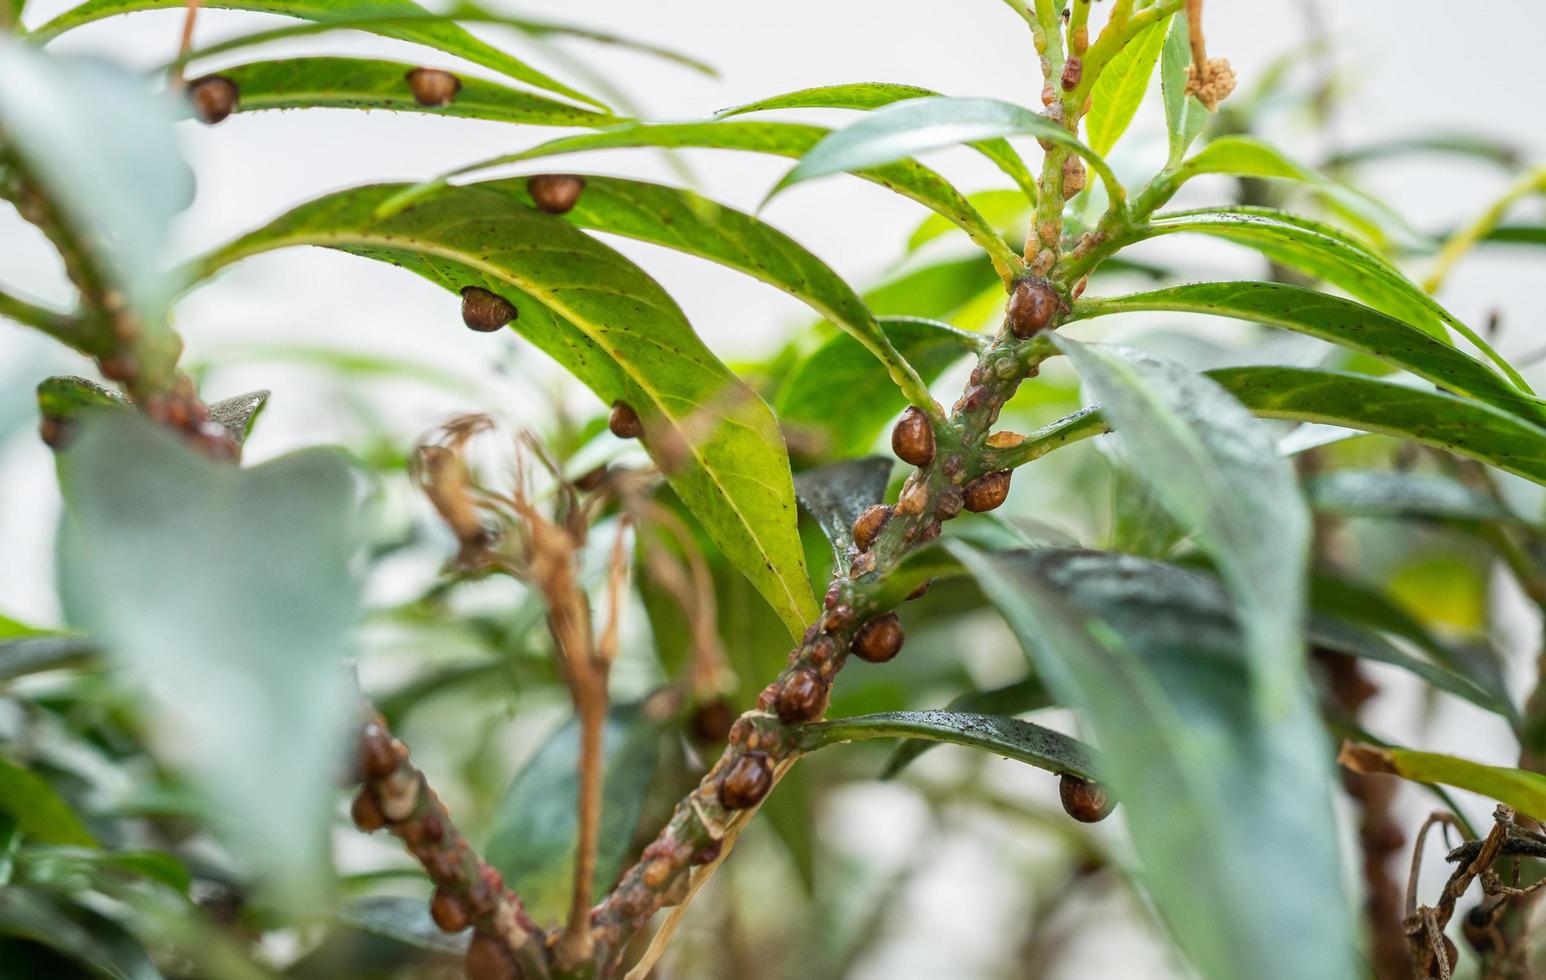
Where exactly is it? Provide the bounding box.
[171,0,202,83]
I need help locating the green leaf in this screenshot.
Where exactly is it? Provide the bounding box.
[484,706,660,922]
[995,366,1546,489]
[0,42,190,364]
[29,0,605,110]
[0,758,96,847]
[1341,743,1546,820]
[431,120,1024,281]
[35,376,126,419]
[163,7,715,78]
[718,82,1037,202]
[1486,225,1546,247]
[1071,280,1545,424]
[949,543,1352,980]
[1085,14,1170,156]
[214,57,617,126]
[1055,339,1310,705]
[1214,366,1546,487]
[1174,136,1419,245]
[800,710,1098,779]
[906,189,1031,251]
[776,96,1120,208]
[1132,207,1529,390]
[1306,470,1525,526]
[197,181,819,637]
[1325,132,1524,172]
[878,678,1052,779]
[1159,11,1208,165]
[57,413,361,907]
[477,174,933,409]
[777,317,981,458]
[792,457,894,566]
[0,613,67,641]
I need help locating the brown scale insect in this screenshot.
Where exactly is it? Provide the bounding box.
[429,890,470,933]
[528,174,587,215]
[1007,278,1058,338]
[188,75,239,125]
[350,788,386,832]
[1058,774,1115,823]
[852,612,904,663]
[609,401,644,439]
[775,668,828,724]
[963,470,1011,512]
[718,752,773,809]
[1061,57,1083,91]
[405,67,461,107]
[852,504,891,552]
[461,286,517,332]
[891,406,936,466]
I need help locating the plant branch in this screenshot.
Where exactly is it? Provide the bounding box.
[353,712,551,979]
[0,285,94,352]
[170,0,201,83]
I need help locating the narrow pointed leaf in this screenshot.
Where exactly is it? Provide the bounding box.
[206,389,269,444]
[1134,207,1528,388]
[1175,136,1420,246]
[991,366,1546,489]
[477,174,933,407]
[1055,339,1310,705]
[881,678,1052,778]
[485,706,661,922]
[30,0,606,109]
[1085,13,1170,155]
[799,710,1099,780]
[435,120,1023,280]
[1341,743,1546,820]
[1071,281,1544,424]
[718,82,1037,201]
[776,96,1120,207]
[196,182,818,636]
[214,57,617,126]
[949,543,1352,980]
[1159,11,1208,164]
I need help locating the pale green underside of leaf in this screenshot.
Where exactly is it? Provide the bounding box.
[1307,469,1526,527]
[195,182,818,637]
[717,82,1038,202]
[1055,339,1310,710]
[477,174,931,408]
[1160,11,1208,164]
[777,96,1118,212]
[799,710,1098,780]
[436,119,1023,280]
[0,41,190,345]
[218,57,618,127]
[1134,206,1529,392]
[1071,279,1545,425]
[949,543,1352,980]
[1085,14,1170,156]
[29,0,605,109]
[58,413,361,907]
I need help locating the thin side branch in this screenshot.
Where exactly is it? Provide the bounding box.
[353,712,550,979]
